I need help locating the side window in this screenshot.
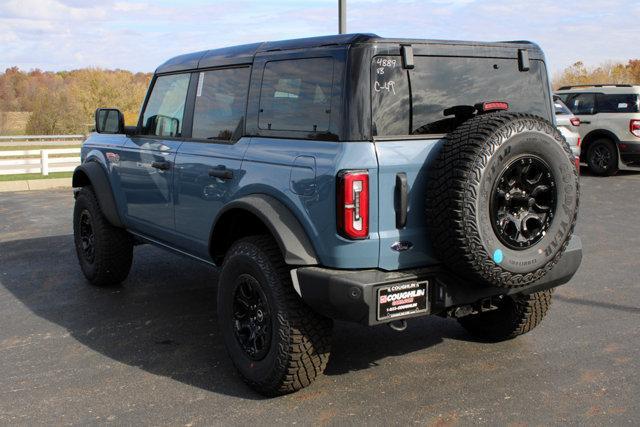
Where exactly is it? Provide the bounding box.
[566,93,595,115]
[259,58,334,132]
[596,94,640,113]
[192,67,250,141]
[141,73,190,137]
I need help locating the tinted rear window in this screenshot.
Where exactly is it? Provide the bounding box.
[372,56,551,137]
[596,93,639,113]
[258,58,334,132]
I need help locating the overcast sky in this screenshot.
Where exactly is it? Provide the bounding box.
[1,0,638,75]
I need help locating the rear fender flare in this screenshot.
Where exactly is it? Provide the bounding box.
[211,195,319,266]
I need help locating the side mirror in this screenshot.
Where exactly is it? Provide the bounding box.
[95,108,124,134]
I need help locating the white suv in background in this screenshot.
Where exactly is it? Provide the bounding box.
[556,85,640,176]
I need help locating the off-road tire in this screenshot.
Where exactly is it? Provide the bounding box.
[217,235,332,396]
[457,290,553,341]
[587,138,619,176]
[426,113,579,288]
[73,186,133,286]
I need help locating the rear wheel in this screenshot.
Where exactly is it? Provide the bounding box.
[457,290,553,341]
[587,138,618,176]
[73,186,133,286]
[217,235,332,396]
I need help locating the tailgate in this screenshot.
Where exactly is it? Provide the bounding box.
[375,138,441,270]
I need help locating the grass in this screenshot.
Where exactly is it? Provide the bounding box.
[0,172,73,182]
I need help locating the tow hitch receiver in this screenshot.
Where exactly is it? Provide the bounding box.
[449,296,501,318]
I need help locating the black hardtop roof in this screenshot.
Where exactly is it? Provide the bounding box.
[155,33,542,74]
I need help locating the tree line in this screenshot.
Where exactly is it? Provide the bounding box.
[1,60,639,135]
[553,59,640,89]
[0,67,151,135]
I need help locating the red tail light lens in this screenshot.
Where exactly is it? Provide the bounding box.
[480,101,509,112]
[630,120,640,138]
[577,137,581,147]
[337,170,369,239]
[570,117,581,127]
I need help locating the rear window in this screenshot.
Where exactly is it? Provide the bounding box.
[372,56,551,137]
[554,98,573,115]
[258,58,334,132]
[596,93,639,113]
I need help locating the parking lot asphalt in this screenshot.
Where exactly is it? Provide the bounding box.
[1,170,639,425]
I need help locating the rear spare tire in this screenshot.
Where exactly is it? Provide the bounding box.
[426,113,579,288]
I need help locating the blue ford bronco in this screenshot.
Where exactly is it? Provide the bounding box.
[73,34,581,395]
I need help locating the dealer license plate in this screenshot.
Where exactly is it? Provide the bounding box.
[376,280,429,321]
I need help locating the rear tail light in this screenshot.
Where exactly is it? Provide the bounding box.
[570,117,581,127]
[630,120,640,138]
[577,137,581,147]
[337,170,369,239]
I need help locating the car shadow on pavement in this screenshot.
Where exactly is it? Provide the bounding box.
[0,234,467,399]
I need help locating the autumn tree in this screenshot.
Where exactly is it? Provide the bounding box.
[0,67,151,134]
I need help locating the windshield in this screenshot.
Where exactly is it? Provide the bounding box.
[372,55,551,137]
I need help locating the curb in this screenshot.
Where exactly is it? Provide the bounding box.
[0,178,72,192]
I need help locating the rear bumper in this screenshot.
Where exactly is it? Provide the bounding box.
[296,235,582,326]
[619,140,640,167]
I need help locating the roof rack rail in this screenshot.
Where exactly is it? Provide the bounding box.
[558,84,633,90]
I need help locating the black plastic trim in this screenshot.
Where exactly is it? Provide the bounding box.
[72,162,124,228]
[297,235,582,325]
[211,194,319,265]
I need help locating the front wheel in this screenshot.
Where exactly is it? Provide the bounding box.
[217,235,332,396]
[457,290,553,341]
[587,139,618,176]
[73,186,133,286]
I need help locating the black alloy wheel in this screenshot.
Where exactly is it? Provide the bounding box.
[491,156,557,250]
[78,209,96,263]
[587,139,618,176]
[591,143,612,170]
[232,273,272,360]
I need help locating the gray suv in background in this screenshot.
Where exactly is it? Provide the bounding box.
[554,96,581,163]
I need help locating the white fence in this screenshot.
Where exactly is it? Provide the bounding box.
[0,148,81,176]
[0,135,85,147]
[0,135,85,142]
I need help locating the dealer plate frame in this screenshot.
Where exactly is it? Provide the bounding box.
[376,280,429,321]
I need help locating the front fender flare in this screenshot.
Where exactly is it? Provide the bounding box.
[212,195,319,265]
[72,161,124,228]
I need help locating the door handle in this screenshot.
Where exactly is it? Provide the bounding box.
[151,160,171,171]
[209,166,233,180]
[581,121,591,124]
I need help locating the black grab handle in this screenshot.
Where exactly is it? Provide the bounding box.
[395,172,408,228]
[209,167,233,180]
